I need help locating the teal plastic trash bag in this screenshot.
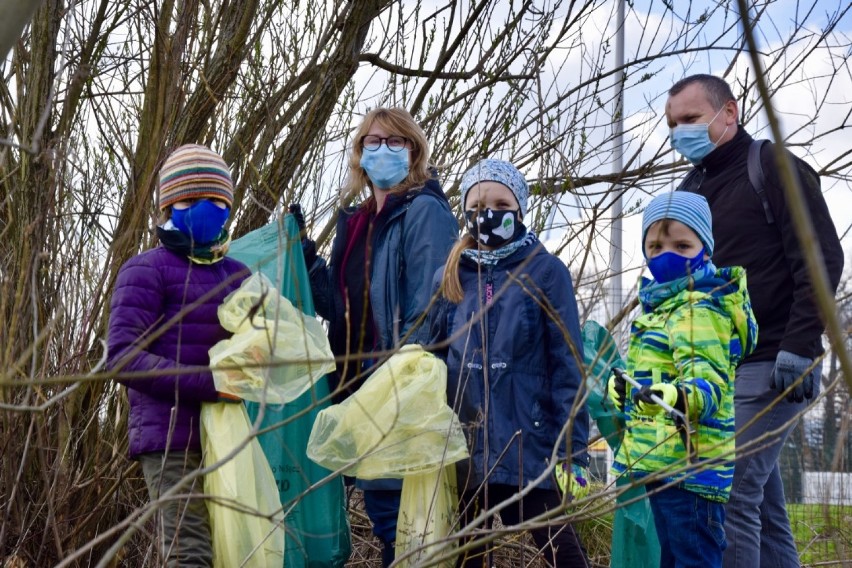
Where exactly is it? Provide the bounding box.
[229,215,351,567]
[581,320,626,453]
[582,320,659,568]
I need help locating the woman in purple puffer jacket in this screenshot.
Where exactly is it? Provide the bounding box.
[107,144,249,568]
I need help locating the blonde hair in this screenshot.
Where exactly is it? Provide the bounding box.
[342,107,432,209]
[440,234,478,304]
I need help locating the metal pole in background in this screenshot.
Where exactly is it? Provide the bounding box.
[610,0,626,318]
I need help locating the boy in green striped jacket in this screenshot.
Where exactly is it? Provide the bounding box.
[607,191,758,568]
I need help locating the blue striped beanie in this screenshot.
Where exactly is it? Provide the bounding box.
[642,191,714,257]
[158,144,234,211]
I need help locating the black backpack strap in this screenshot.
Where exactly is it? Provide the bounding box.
[748,139,775,224]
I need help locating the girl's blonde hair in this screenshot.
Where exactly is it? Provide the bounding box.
[440,234,478,304]
[342,107,432,210]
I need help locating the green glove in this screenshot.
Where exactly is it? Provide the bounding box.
[607,372,627,412]
[633,383,680,416]
[555,462,590,501]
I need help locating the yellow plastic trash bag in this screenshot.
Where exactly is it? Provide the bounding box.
[396,466,460,568]
[306,345,468,479]
[201,402,286,568]
[209,272,335,404]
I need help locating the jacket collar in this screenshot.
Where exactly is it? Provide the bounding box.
[460,237,543,269]
[700,126,754,173]
[341,177,448,220]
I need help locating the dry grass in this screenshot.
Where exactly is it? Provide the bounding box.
[343,488,612,567]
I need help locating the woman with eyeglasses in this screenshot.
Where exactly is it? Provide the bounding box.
[302,107,458,566]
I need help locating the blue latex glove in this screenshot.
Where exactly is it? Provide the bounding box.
[771,350,816,403]
[555,462,590,501]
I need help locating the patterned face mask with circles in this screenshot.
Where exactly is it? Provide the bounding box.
[464,208,524,248]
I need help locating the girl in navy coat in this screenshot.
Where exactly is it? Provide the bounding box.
[431,159,590,567]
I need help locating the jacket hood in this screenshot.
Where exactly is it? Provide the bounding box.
[641,266,757,361]
[420,176,451,204]
[386,176,449,211]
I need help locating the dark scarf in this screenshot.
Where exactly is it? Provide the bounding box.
[638,260,725,312]
[461,230,539,265]
[157,224,231,264]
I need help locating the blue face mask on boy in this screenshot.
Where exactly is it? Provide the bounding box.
[670,107,727,165]
[647,248,708,283]
[171,199,230,244]
[360,146,409,189]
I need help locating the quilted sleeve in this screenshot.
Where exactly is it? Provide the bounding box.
[106,257,219,402]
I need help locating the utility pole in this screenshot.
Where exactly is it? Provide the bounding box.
[610,0,626,318]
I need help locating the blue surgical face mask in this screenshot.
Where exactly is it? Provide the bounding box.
[670,107,728,165]
[171,199,230,244]
[360,146,409,189]
[647,248,708,283]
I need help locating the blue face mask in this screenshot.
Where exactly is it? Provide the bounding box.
[360,146,409,189]
[670,107,727,165]
[171,199,230,244]
[647,248,707,283]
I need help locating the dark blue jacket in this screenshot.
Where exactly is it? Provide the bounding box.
[308,179,458,490]
[310,178,458,363]
[431,242,589,491]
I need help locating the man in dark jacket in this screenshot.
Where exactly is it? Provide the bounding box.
[665,74,844,568]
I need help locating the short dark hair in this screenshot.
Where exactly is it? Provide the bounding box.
[669,74,735,111]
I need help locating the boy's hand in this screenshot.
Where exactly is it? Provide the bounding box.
[633,383,681,416]
[607,372,627,412]
[555,462,590,501]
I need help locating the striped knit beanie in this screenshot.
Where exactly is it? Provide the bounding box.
[642,191,714,257]
[460,159,529,217]
[158,144,234,211]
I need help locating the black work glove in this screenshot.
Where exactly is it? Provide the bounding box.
[289,203,317,268]
[607,369,627,412]
[771,350,817,403]
[633,383,686,416]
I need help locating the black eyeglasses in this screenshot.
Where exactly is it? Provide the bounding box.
[360,135,410,152]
